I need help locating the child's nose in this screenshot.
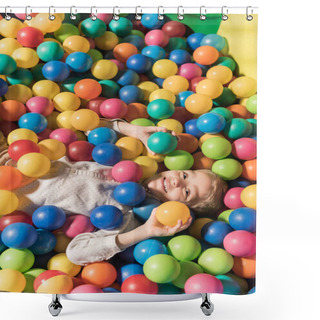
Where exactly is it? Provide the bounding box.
[172,177,183,187]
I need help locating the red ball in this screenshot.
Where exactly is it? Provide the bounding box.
[170,106,193,124]
[17,26,44,48]
[189,76,206,92]
[111,160,143,182]
[8,139,40,162]
[86,97,105,117]
[162,21,186,37]
[224,187,244,209]
[0,211,33,231]
[121,274,158,294]
[100,98,128,119]
[67,141,94,161]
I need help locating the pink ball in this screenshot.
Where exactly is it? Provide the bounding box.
[144,30,169,47]
[71,284,104,293]
[223,230,256,257]
[26,96,54,116]
[100,98,128,119]
[232,138,257,160]
[184,273,223,294]
[111,160,143,183]
[110,59,125,70]
[178,63,203,81]
[224,187,244,209]
[62,215,95,238]
[96,13,113,24]
[49,128,78,146]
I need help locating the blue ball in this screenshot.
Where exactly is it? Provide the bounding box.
[0,78,9,96]
[32,205,66,231]
[141,45,166,62]
[216,275,242,294]
[0,231,7,253]
[201,221,233,246]
[114,69,139,86]
[117,263,144,284]
[126,54,152,73]
[177,91,193,107]
[153,77,164,87]
[184,119,204,139]
[90,205,123,230]
[28,229,57,255]
[65,52,93,73]
[200,34,226,51]
[114,182,146,206]
[133,197,161,222]
[102,287,120,293]
[119,85,144,104]
[133,239,168,265]
[169,49,191,66]
[18,112,47,133]
[248,287,256,294]
[229,208,256,232]
[42,60,70,82]
[141,14,165,29]
[92,143,122,166]
[88,127,117,146]
[227,178,251,189]
[187,33,205,50]
[1,222,38,249]
[117,244,135,263]
[196,112,226,134]
[121,35,145,50]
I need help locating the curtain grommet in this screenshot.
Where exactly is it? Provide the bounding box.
[221,6,229,21]
[158,6,164,20]
[177,6,184,20]
[48,6,56,21]
[246,6,254,21]
[70,6,77,21]
[5,6,12,20]
[113,6,120,20]
[135,6,142,20]
[200,6,207,20]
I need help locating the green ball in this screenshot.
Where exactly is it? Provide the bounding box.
[61,77,82,93]
[109,17,133,37]
[87,48,103,63]
[198,248,234,275]
[23,268,46,293]
[217,209,234,223]
[131,118,155,127]
[168,235,202,262]
[201,137,232,160]
[30,63,45,82]
[81,18,107,38]
[0,248,35,273]
[130,30,145,39]
[99,80,120,98]
[247,118,257,136]
[143,254,181,283]
[157,283,182,294]
[211,158,243,180]
[147,99,175,120]
[216,274,241,294]
[213,87,237,107]
[246,94,257,114]
[36,41,65,62]
[147,132,177,154]
[164,37,188,51]
[63,13,82,25]
[213,56,236,71]
[6,68,33,86]
[223,118,252,139]
[54,23,80,43]
[164,150,194,170]
[172,261,203,289]
[210,107,233,122]
[226,272,249,294]
[0,54,17,75]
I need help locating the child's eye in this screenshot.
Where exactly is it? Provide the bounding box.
[183,172,187,179]
[186,189,189,198]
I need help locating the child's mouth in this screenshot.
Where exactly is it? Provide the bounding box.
[162,177,168,193]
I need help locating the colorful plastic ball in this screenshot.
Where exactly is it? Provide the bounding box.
[201,137,231,160]
[17,27,44,48]
[119,85,144,104]
[90,205,123,230]
[28,229,57,255]
[131,118,155,127]
[211,107,233,123]
[34,270,73,294]
[36,41,65,62]
[115,137,143,160]
[152,59,178,79]
[223,118,252,139]
[0,99,26,121]
[164,150,194,170]
[242,159,257,181]
[147,132,177,155]
[232,255,256,279]
[156,201,190,227]
[240,185,256,209]
[117,263,144,284]
[49,128,77,146]
[0,211,33,232]
[115,69,139,87]
[23,268,47,293]
[193,46,219,65]
[192,152,215,170]
[0,269,26,292]
[232,138,257,161]
[224,187,244,209]
[207,65,233,85]
[175,133,198,153]
[141,45,166,62]
[185,119,204,139]
[109,17,132,37]
[147,99,175,120]
[167,235,201,262]
[100,98,128,119]
[229,207,256,232]
[18,112,47,133]
[0,78,9,96]
[215,274,241,295]
[178,63,202,81]
[42,61,70,82]
[17,152,50,178]
[7,128,38,146]
[1,222,38,249]
[65,52,93,73]
[246,94,257,114]
[32,205,66,231]
[80,17,106,38]
[196,78,223,100]
[161,20,185,37]
[213,87,237,107]
[38,139,65,160]
[26,96,53,116]
[0,53,17,75]
[201,221,233,247]
[111,160,143,183]
[91,59,118,80]
[184,273,223,294]
[223,230,256,257]
[0,166,22,191]
[157,283,182,294]
[248,287,255,294]
[227,104,251,119]
[229,76,257,98]
[200,34,226,51]
[185,93,213,114]
[0,248,34,272]
[228,177,251,189]
[133,197,162,222]
[74,78,102,100]
[126,54,152,74]
[87,127,117,146]
[67,141,94,161]
[113,43,138,63]
[187,33,205,50]
[62,215,94,239]
[92,143,122,166]
[169,49,191,66]
[196,113,226,134]
[133,239,167,265]
[113,182,146,206]
[141,14,164,29]
[145,30,169,47]
[70,109,100,131]
[212,158,243,181]
[47,253,81,277]
[71,284,104,293]
[121,274,158,294]
[171,261,203,289]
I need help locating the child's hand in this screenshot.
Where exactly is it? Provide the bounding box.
[142,208,193,238]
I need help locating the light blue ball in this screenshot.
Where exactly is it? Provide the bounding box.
[142,45,166,62]
[88,127,117,145]
[65,52,93,73]
[133,197,162,222]
[196,112,226,134]
[42,60,70,82]
[177,91,193,107]
[133,239,168,265]
[119,85,144,104]
[141,14,165,29]
[18,112,47,133]
[200,34,226,51]
[117,263,144,284]
[229,208,256,232]
[147,132,178,154]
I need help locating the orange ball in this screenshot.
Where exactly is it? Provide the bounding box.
[176,133,198,153]
[241,159,256,181]
[227,104,252,119]
[0,100,26,121]
[81,262,117,288]
[192,151,215,170]
[156,201,190,227]
[113,43,138,63]
[74,79,102,100]
[0,166,23,190]
[232,255,256,279]
[193,46,219,65]
[124,103,148,122]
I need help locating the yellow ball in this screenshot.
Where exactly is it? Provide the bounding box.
[47,253,81,277]
[56,111,76,130]
[32,80,60,99]
[189,218,214,239]
[0,190,19,216]
[116,137,143,160]
[12,47,39,68]
[46,111,60,130]
[94,31,119,51]
[53,92,81,112]
[7,128,38,145]
[137,81,159,100]
[149,89,176,104]
[4,84,33,104]
[52,229,72,253]
[195,79,223,99]
[0,37,22,55]
[162,75,189,95]
[240,184,256,209]
[157,119,183,134]
[229,76,257,98]
[70,109,100,131]
[0,269,26,292]
[74,130,87,141]
[198,133,224,148]
[91,59,118,80]
[17,153,51,178]
[133,155,158,179]
[0,18,23,38]
[156,201,190,227]
[185,93,213,114]
[152,59,178,78]
[38,139,66,160]
[33,13,62,33]
[206,65,233,85]
[63,35,90,54]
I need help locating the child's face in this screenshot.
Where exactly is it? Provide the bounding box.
[142,170,212,208]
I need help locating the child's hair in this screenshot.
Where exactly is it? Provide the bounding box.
[190,169,228,214]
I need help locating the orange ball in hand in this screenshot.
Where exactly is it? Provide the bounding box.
[156,201,190,227]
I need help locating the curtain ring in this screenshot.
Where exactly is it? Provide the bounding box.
[5,6,12,20]
[113,6,120,20]
[25,6,33,20]
[49,6,56,20]
[90,6,97,20]
[221,6,228,21]
[70,6,77,21]
[200,6,207,20]
[158,6,164,20]
[135,6,142,20]
[246,6,254,21]
[177,6,184,20]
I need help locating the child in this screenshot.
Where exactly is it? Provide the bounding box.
[0,119,228,266]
